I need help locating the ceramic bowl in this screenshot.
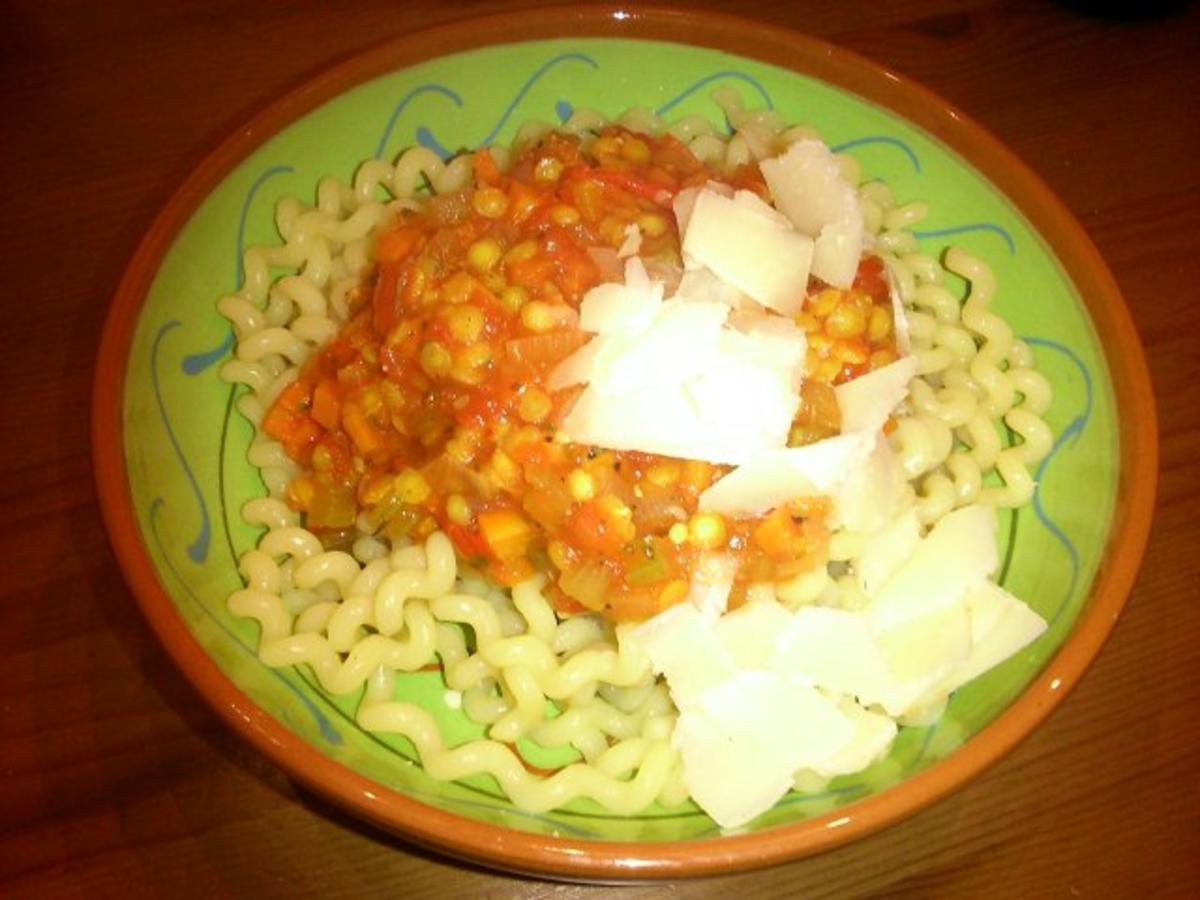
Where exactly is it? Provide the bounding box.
[93,5,1157,880]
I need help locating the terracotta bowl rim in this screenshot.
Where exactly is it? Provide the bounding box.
[91,3,1158,881]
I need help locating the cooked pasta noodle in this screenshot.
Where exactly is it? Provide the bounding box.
[220,94,1053,820]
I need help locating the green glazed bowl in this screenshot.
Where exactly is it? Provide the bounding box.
[93,5,1157,880]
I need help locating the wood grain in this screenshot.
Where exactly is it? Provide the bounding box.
[2,1,1197,896]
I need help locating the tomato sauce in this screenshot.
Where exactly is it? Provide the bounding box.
[261,126,898,622]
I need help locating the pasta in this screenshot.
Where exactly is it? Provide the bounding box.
[219,94,1052,823]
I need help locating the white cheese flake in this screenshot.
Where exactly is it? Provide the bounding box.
[556,259,807,464]
[834,435,911,533]
[875,600,972,684]
[698,433,875,518]
[589,299,729,395]
[673,672,853,829]
[682,188,813,315]
[714,599,794,670]
[577,257,662,335]
[809,697,898,778]
[835,355,919,435]
[854,506,922,596]
[672,181,732,236]
[946,581,1048,692]
[759,139,864,288]
[866,504,999,633]
[674,266,749,308]
[628,602,736,704]
[617,223,642,258]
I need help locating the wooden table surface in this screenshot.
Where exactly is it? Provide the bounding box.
[3,1,1198,896]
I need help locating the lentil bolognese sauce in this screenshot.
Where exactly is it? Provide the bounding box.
[259,126,900,623]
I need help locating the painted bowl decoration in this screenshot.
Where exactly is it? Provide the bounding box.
[93,6,1156,880]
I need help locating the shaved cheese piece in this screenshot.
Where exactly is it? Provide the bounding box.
[557,256,807,463]
[835,355,919,434]
[854,506,922,596]
[834,435,911,533]
[698,432,874,517]
[866,504,998,633]
[701,354,916,521]
[617,223,642,258]
[682,188,813,315]
[714,599,793,669]
[578,257,662,335]
[809,697,898,778]
[760,140,849,236]
[547,335,605,390]
[560,360,797,464]
[673,181,732,236]
[812,214,864,289]
[759,139,863,288]
[733,188,794,228]
[885,263,911,354]
[944,581,1047,692]
[771,606,892,698]
[628,602,736,703]
[771,606,953,717]
[675,266,748,308]
[682,364,800,450]
[875,600,972,683]
[724,311,808,383]
[688,554,738,621]
[591,300,728,394]
[965,578,1011,645]
[673,672,854,828]
[561,382,730,464]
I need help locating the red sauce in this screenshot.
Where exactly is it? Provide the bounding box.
[261,127,898,622]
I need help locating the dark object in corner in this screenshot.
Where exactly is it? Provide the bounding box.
[1056,0,1192,21]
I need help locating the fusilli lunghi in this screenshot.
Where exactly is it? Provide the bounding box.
[219,96,1052,817]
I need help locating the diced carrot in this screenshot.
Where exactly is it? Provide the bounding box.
[375,225,423,264]
[652,134,703,174]
[283,416,322,462]
[276,380,311,412]
[507,255,555,289]
[608,585,660,623]
[261,381,311,442]
[342,402,383,456]
[506,180,546,224]
[474,148,501,186]
[261,406,298,443]
[584,168,673,204]
[752,508,799,560]
[371,262,401,335]
[544,234,602,300]
[477,508,534,561]
[543,582,588,616]
[314,433,354,478]
[566,499,630,556]
[311,378,341,431]
[853,254,889,302]
[444,522,489,559]
[488,556,535,587]
[504,330,588,369]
